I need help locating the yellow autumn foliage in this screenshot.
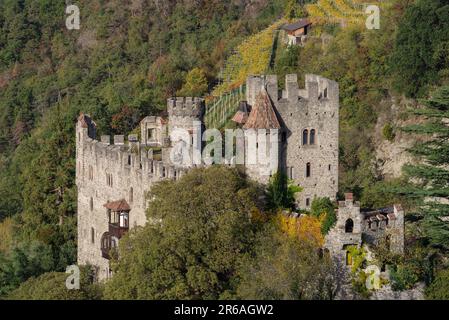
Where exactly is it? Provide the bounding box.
[276,212,324,247]
[212,20,285,96]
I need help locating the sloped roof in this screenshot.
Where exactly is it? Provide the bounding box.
[243,89,281,130]
[104,199,131,211]
[232,110,248,124]
[78,113,94,128]
[281,19,311,31]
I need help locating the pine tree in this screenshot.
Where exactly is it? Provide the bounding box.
[399,86,449,250]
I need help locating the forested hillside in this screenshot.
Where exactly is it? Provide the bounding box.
[1,0,449,299]
[0,0,284,295]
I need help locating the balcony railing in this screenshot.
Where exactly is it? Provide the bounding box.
[109,223,128,239]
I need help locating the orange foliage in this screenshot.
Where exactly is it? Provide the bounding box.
[277,212,324,247]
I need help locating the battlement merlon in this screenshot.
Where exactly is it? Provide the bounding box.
[167,97,205,118]
[245,74,339,106]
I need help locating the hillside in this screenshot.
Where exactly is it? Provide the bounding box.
[1,0,449,300]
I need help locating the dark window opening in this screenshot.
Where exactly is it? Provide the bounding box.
[310,129,316,145]
[306,162,311,177]
[324,87,328,98]
[302,129,308,145]
[345,219,354,233]
[306,198,310,206]
[91,227,95,244]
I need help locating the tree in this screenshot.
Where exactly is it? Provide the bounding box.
[104,166,264,299]
[236,224,336,300]
[390,0,449,97]
[266,171,301,210]
[7,266,102,300]
[284,0,307,21]
[426,269,449,300]
[0,241,55,296]
[399,86,449,250]
[177,67,209,97]
[310,197,337,235]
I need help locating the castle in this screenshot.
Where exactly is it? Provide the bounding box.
[76,74,402,280]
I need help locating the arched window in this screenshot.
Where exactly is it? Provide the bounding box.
[306,162,311,177]
[310,129,316,145]
[345,219,354,233]
[302,129,308,145]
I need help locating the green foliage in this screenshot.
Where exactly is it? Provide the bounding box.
[104,167,263,299]
[7,266,103,300]
[177,68,209,97]
[284,0,307,20]
[426,269,449,300]
[347,245,366,274]
[0,241,56,296]
[390,264,420,291]
[267,171,302,210]
[382,123,395,142]
[310,197,336,235]
[398,86,449,250]
[236,225,336,299]
[0,0,283,294]
[390,0,449,98]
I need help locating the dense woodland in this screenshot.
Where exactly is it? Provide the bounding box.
[0,0,449,299]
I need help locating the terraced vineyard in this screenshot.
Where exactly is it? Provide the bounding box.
[305,0,381,26]
[211,20,285,97]
[204,20,284,129]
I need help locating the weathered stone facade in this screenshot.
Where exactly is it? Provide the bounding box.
[244,74,339,207]
[76,74,340,280]
[324,193,405,267]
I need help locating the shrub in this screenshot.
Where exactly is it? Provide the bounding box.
[382,123,395,141]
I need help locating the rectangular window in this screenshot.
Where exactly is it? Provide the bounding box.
[147,128,155,140]
[91,227,95,244]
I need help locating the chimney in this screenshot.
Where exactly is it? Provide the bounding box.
[345,193,353,205]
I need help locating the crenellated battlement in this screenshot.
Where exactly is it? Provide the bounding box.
[246,73,339,107]
[77,72,341,280]
[167,97,205,118]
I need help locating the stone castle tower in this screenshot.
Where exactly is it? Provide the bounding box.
[76,74,340,280]
[242,73,339,207]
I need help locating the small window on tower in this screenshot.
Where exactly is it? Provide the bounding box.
[310,129,316,145]
[306,198,310,206]
[324,87,328,98]
[91,227,95,244]
[147,128,155,140]
[302,129,308,145]
[306,162,311,177]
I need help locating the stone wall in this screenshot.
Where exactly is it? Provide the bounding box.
[245,74,339,208]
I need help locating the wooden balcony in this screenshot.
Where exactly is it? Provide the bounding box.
[109,222,128,239]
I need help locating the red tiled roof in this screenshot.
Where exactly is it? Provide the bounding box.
[232,110,248,124]
[104,199,131,211]
[78,113,96,128]
[243,89,280,130]
[78,113,90,128]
